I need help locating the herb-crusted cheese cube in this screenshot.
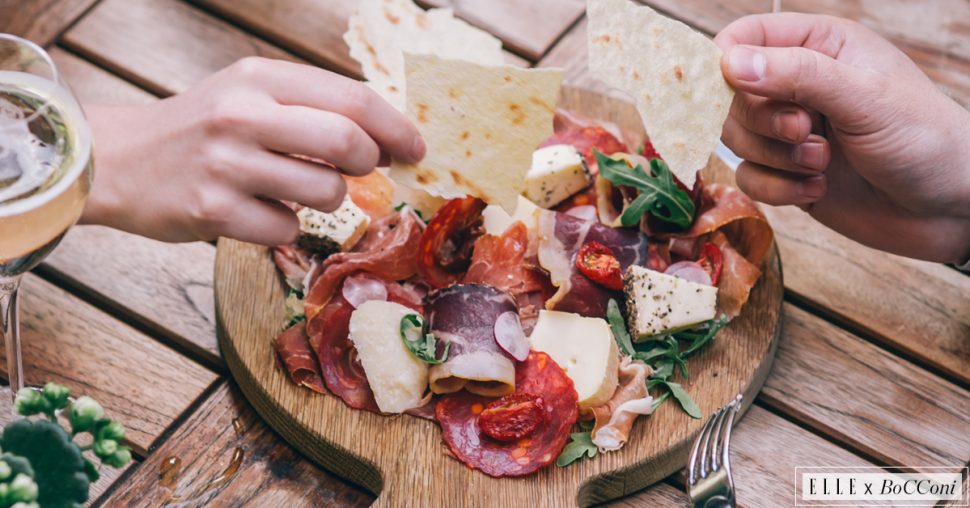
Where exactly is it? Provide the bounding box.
[296,196,370,256]
[624,265,718,339]
[529,310,619,410]
[348,301,429,413]
[523,144,592,208]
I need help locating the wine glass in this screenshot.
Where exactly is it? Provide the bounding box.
[0,34,93,401]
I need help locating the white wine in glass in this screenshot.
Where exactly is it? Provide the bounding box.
[0,34,93,401]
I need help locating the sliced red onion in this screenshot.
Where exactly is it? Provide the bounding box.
[341,274,388,308]
[565,205,598,222]
[664,260,712,286]
[493,311,530,361]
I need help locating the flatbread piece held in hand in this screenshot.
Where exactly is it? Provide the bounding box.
[587,0,734,188]
[390,54,564,214]
[344,0,504,111]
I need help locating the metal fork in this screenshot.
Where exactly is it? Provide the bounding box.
[687,395,743,508]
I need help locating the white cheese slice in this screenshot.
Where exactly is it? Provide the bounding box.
[529,310,619,410]
[348,300,429,413]
[624,265,718,339]
[297,196,370,254]
[482,195,542,235]
[523,144,592,208]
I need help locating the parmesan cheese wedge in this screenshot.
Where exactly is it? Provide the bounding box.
[348,301,429,413]
[529,310,619,410]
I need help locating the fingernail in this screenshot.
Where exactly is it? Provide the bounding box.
[797,175,827,199]
[792,141,825,169]
[728,46,766,82]
[410,136,426,162]
[772,110,801,143]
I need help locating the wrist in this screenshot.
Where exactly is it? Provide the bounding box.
[78,105,133,229]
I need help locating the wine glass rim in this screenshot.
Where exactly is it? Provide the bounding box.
[0,33,60,127]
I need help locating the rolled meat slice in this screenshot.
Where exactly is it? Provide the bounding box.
[427,284,518,397]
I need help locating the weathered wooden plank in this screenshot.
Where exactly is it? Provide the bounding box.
[44,48,222,366]
[539,19,970,389]
[1,275,218,455]
[188,0,362,77]
[62,0,302,96]
[417,0,586,60]
[0,0,98,47]
[40,227,220,368]
[767,206,970,387]
[637,0,970,107]
[101,381,374,507]
[49,47,157,105]
[763,304,970,468]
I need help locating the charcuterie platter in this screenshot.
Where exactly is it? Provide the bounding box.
[215,80,782,506]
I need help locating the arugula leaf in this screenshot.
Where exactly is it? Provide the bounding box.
[650,391,671,412]
[595,150,695,229]
[681,315,729,357]
[606,299,635,356]
[284,289,305,328]
[556,432,598,467]
[400,314,449,365]
[664,381,702,419]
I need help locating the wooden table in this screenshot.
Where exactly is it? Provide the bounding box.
[2,0,968,506]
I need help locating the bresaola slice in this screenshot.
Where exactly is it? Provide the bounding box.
[436,351,578,477]
[537,210,648,318]
[427,284,518,396]
[272,321,326,394]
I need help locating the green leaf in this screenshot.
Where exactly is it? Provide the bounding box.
[556,432,598,467]
[651,360,674,380]
[400,314,449,365]
[596,150,695,229]
[664,381,702,419]
[606,299,635,356]
[0,419,90,508]
[680,316,729,357]
[651,391,671,412]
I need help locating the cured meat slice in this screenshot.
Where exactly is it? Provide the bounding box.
[540,109,632,171]
[273,244,312,291]
[307,276,423,413]
[710,231,763,317]
[435,351,578,477]
[345,170,395,220]
[590,357,653,452]
[418,197,487,289]
[463,222,553,332]
[304,207,424,319]
[427,284,518,397]
[272,321,327,394]
[537,210,647,318]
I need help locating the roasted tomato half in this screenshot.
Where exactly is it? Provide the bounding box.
[418,196,487,288]
[576,241,624,290]
[477,393,545,442]
[697,242,724,286]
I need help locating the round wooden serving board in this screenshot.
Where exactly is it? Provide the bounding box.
[214,88,784,507]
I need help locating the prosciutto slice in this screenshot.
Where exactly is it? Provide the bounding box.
[427,284,518,397]
[304,208,424,319]
[590,357,654,452]
[540,109,636,170]
[305,276,424,413]
[273,244,312,291]
[272,321,326,394]
[537,210,647,318]
[463,222,553,332]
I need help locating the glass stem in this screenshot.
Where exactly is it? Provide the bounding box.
[0,276,24,400]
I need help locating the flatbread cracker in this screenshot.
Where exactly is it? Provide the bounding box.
[344,0,504,111]
[389,54,563,213]
[587,0,734,188]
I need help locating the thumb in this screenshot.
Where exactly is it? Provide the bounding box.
[722,44,870,125]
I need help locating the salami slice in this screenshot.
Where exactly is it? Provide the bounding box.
[435,351,578,477]
[308,275,424,413]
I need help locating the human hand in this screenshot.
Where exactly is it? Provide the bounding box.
[80,57,425,245]
[715,13,970,264]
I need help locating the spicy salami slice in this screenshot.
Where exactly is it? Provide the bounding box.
[308,275,424,413]
[435,352,578,477]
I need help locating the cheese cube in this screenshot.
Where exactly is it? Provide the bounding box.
[529,310,619,410]
[296,196,370,256]
[348,301,429,413]
[482,195,542,235]
[623,265,718,339]
[524,144,592,208]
